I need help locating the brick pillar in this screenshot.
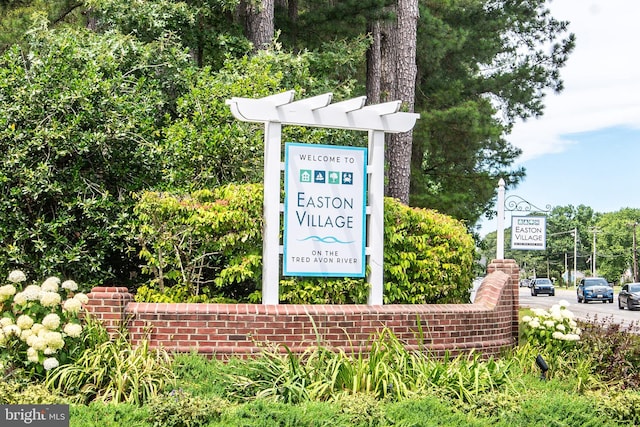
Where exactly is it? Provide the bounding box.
[85,287,133,337]
[487,259,520,344]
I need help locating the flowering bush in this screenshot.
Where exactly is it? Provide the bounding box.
[521,300,581,353]
[0,270,88,379]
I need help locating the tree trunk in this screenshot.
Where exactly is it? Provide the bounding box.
[238,0,275,52]
[367,0,418,204]
[387,0,418,204]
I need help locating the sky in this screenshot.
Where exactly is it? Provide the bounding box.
[478,0,640,236]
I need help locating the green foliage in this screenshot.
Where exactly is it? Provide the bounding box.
[46,331,176,405]
[147,389,228,427]
[87,0,249,68]
[0,21,194,285]
[0,380,67,404]
[133,186,474,304]
[383,198,475,304]
[409,0,574,227]
[69,402,150,427]
[160,46,365,192]
[576,316,640,389]
[133,184,264,302]
[223,328,514,404]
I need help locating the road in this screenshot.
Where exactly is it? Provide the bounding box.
[519,286,640,331]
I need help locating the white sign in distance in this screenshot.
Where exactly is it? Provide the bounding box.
[511,215,547,251]
[283,142,367,277]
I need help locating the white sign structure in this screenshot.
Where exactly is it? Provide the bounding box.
[226,90,419,305]
[511,216,547,250]
[284,143,367,277]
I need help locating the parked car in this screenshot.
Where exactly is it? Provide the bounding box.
[530,278,555,296]
[519,278,531,288]
[618,283,640,310]
[577,277,613,303]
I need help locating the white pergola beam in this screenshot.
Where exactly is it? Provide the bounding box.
[227,91,419,133]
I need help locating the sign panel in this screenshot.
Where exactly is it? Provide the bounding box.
[511,216,547,250]
[284,143,367,277]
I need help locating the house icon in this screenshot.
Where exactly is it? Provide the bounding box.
[300,170,312,182]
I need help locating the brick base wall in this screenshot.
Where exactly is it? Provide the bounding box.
[85,259,519,358]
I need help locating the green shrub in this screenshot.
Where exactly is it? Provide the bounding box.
[576,316,640,388]
[69,403,150,427]
[0,380,67,404]
[134,185,474,304]
[133,184,264,302]
[0,23,192,286]
[147,389,228,427]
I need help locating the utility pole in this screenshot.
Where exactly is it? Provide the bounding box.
[590,227,599,276]
[573,228,577,287]
[632,222,638,282]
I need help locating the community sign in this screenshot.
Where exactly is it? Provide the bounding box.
[511,215,546,250]
[283,142,367,277]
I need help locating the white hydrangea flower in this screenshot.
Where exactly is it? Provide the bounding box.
[0,317,14,327]
[27,335,47,351]
[543,320,555,328]
[42,313,61,330]
[41,277,60,292]
[62,298,82,314]
[561,309,575,320]
[73,293,89,304]
[43,357,59,371]
[39,291,62,307]
[7,270,26,283]
[31,323,44,335]
[552,331,565,340]
[27,347,39,363]
[20,329,34,341]
[557,299,570,308]
[63,323,83,338]
[3,324,20,336]
[21,285,43,301]
[556,324,566,332]
[43,331,64,349]
[522,315,532,323]
[0,284,16,300]
[528,319,540,329]
[43,347,57,355]
[564,333,580,341]
[531,308,548,317]
[16,315,34,330]
[61,280,78,292]
[12,293,27,305]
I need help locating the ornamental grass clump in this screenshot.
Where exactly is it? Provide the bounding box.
[521,300,581,354]
[0,270,88,379]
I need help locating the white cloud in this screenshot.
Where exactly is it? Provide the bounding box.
[509,0,640,163]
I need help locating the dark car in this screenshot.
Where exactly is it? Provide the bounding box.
[530,278,555,296]
[577,277,613,303]
[618,283,640,310]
